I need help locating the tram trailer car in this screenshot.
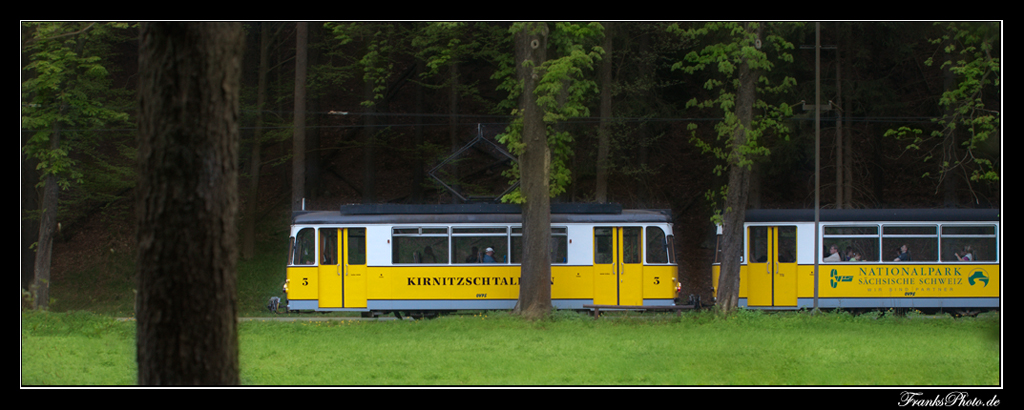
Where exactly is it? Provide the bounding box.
[284,203,681,317]
[710,209,1000,314]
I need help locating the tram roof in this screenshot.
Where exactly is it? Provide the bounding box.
[744,208,1000,223]
[293,203,673,225]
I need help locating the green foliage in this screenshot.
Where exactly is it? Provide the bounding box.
[495,22,604,203]
[22,22,134,212]
[933,22,998,182]
[668,22,799,218]
[324,22,403,107]
[886,22,999,191]
[413,22,478,75]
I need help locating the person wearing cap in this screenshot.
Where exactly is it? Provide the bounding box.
[482,247,497,263]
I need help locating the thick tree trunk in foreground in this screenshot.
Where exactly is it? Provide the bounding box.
[513,23,552,320]
[136,22,243,385]
[716,23,761,314]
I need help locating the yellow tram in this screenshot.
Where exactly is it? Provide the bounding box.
[284,204,680,317]
[711,209,1000,313]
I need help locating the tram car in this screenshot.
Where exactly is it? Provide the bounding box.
[283,203,680,317]
[710,208,1000,314]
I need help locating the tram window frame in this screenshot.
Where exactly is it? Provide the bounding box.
[452,227,509,264]
[391,226,449,264]
[822,225,880,263]
[940,224,997,262]
[510,227,568,264]
[290,227,316,266]
[882,224,938,262]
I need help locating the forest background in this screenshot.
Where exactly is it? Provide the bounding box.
[21,21,1001,307]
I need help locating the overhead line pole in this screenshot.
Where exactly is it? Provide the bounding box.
[814,22,821,312]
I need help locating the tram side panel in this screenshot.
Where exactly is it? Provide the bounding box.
[288,223,680,312]
[715,262,999,308]
[817,263,999,308]
[712,256,999,310]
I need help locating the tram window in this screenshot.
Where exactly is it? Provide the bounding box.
[666,234,676,264]
[453,227,508,264]
[291,228,316,266]
[882,237,937,262]
[823,225,879,262]
[941,225,997,262]
[550,231,568,264]
[882,225,937,262]
[454,227,507,234]
[594,227,614,264]
[821,239,880,262]
[510,227,567,264]
[777,226,796,263]
[646,226,669,264]
[942,225,996,235]
[884,226,936,235]
[825,226,878,235]
[713,234,722,264]
[320,228,338,265]
[748,226,769,263]
[392,227,449,264]
[348,228,366,265]
[623,227,642,264]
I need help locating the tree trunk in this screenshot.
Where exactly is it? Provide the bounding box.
[844,78,853,207]
[450,62,461,203]
[32,159,58,310]
[31,33,83,310]
[22,142,40,296]
[513,22,552,320]
[839,22,853,208]
[595,22,613,203]
[32,102,65,310]
[306,24,322,201]
[941,35,958,207]
[835,31,844,209]
[716,22,761,314]
[243,22,271,260]
[411,59,425,202]
[362,49,376,204]
[136,22,243,385]
[292,22,308,211]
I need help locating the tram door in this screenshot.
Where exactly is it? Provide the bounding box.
[594,227,643,306]
[746,226,798,307]
[317,228,367,308]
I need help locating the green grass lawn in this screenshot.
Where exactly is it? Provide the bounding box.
[21,309,1000,386]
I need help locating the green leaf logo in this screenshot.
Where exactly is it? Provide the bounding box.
[968,270,989,287]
